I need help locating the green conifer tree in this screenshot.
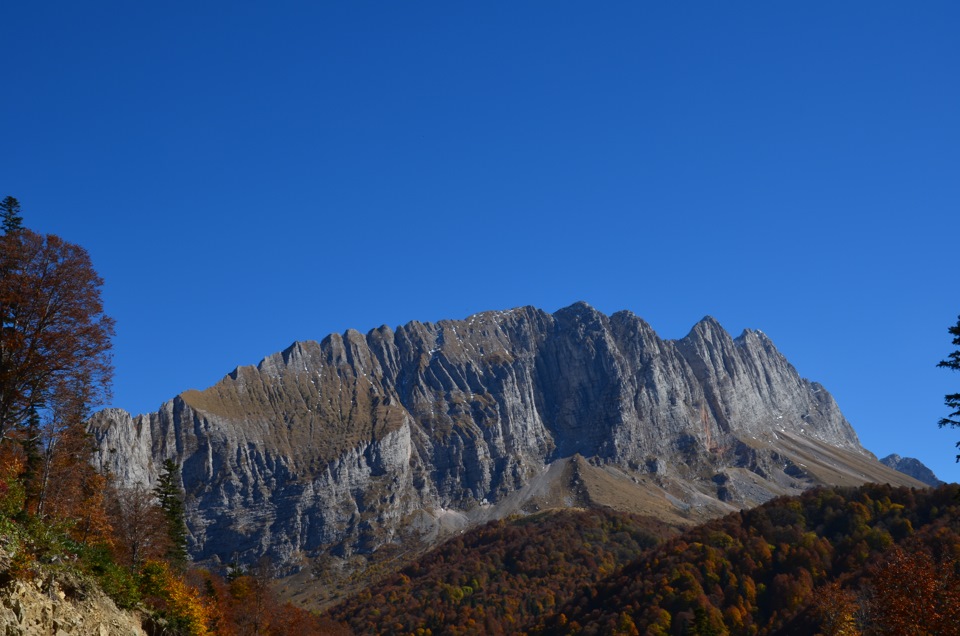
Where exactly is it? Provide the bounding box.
[154,459,189,568]
[938,315,960,461]
[1,196,23,234]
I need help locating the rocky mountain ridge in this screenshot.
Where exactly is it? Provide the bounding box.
[88,302,922,589]
[880,453,944,486]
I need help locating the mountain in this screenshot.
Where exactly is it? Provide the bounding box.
[880,453,945,486]
[87,302,923,603]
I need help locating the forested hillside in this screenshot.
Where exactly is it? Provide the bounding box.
[541,483,960,635]
[329,484,960,636]
[328,509,678,634]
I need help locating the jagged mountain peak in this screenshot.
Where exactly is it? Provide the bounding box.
[689,314,725,331]
[89,303,921,597]
[559,299,597,313]
[735,326,770,343]
[880,453,944,487]
[680,316,738,354]
[681,318,776,355]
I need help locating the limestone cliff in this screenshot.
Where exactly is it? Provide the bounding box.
[89,302,921,576]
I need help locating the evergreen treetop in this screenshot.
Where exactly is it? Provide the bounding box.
[154,459,189,569]
[1,196,23,234]
[937,314,960,461]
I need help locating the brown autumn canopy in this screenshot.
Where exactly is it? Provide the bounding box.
[0,227,115,436]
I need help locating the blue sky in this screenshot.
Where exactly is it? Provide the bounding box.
[2,2,958,480]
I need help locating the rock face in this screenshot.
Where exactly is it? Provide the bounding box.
[880,454,944,486]
[0,575,145,636]
[89,302,921,574]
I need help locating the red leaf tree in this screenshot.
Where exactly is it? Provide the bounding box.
[0,199,115,525]
[0,220,114,436]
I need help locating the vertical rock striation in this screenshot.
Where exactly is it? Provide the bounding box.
[89,302,887,572]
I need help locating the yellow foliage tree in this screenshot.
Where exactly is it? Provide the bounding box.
[140,560,211,636]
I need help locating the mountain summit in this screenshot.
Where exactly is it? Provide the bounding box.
[88,303,921,587]
[880,453,944,486]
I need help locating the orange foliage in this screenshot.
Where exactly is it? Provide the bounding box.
[0,220,116,548]
[184,566,345,636]
[868,545,960,635]
[106,482,171,568]
[0,228,114,438]
[332,484,960,636]
[36,421,114,545]
[329,509,668,634]
[811,581,860,636]
[140,560,212,636]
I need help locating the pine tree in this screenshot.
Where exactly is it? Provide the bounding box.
[937,315,960,461]
[1,196,23,234]
[154,459,189,569]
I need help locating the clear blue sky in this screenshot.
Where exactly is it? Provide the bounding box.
[2,3,958,480]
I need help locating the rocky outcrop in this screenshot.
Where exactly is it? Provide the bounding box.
[0,575,145,636]
[880,453,944,486]
[89,302,922,576]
